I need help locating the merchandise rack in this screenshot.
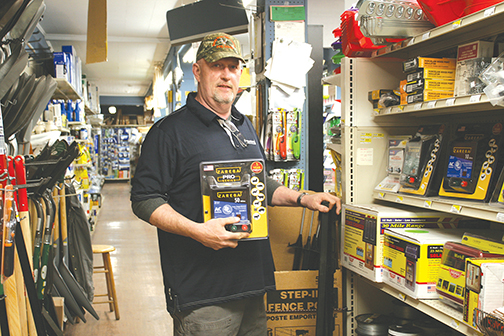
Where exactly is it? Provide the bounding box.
[338,3,504,336]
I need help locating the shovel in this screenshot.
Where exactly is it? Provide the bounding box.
[9,0,45,44]
[0,0,29,41]
[0,48,27,101]
[58,184,99,320]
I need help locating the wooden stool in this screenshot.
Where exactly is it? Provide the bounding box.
[92,244,120,320]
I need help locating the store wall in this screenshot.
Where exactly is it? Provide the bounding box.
[306,0,347,48]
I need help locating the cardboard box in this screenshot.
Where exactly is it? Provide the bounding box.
[457,41,494,61]
[406,68,456,82]
[464,259,504,327]
[405,79,455,94]
[342,204,461,283]
[462,232,504,254]
[403,57,456,73]
[406,90,454,104]
[266,270,343,336]
[382,228,482,299]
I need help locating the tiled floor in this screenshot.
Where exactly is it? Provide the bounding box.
[63,181,173,335]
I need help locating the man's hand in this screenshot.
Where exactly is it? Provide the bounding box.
[300,192,341,214]
[192,217,250,250]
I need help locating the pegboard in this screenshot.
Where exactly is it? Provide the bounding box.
[263,0,309,187]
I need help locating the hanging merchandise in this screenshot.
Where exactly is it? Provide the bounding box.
[268,168,304,190]
[438,122,504,202]
[375,136,410,193]
[266,108,302,162]
[399,124,447,197]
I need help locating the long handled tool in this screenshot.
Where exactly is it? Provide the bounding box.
[301,211,315,270]
[289,207,306,271]
[315,201,339,336]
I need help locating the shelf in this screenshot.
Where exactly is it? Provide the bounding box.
[374,94,502,117]
[52,78,98,115]
[326,143,342,154]
[359,277,482,336]
[322,74,341,87]
[372,3,504,59]
[373,190,504,224]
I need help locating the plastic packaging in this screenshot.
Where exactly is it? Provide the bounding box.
[479,52,504,106]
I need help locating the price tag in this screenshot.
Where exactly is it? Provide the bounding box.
[414,103,422,110]
[398,293,406,301]
[371,51,378,58]
[407,38,415,46]
[396,196,404,203]
[496,213,504,223]
[424,200,433,208]
[470,94,481,103]
[378,192,385,199]
[452,19,462,29]
[422,32,430,40]
[484,6,496,17]
[374,109,380,116]
[385,107,392,114]
[450,319,459,329]
[445,98,456,106]
[450,204,462,213]
[427,101,436,109]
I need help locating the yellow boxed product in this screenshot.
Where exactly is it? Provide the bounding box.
[342,204,461,283]
[403,57,456,72]
[406,90,454,104]
[461,232,504,254]
[463,258,504,327]
[265,270,343,336]
[405,79,455,94]
[406,68,456,82]
[382,228,480,299]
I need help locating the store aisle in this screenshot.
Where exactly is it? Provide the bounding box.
[64,181,173,335]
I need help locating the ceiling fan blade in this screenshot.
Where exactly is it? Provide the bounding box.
[86,0,107,64]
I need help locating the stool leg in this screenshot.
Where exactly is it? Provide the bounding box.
[102,253,113,312]
[104,252,120,320]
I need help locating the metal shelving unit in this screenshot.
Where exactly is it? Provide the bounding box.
[53,78,98,115]
[339,4,504,336]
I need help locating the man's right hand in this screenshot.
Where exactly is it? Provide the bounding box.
[193,217,250,250]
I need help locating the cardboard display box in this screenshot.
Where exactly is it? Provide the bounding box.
[342,204,461,283]
[267,204,343,336]
[266,270,343,336]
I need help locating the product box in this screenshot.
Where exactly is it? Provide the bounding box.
[265,270,343,336]
[342,204,461,283]
[406,68,456,82]
[403,57,456,73]
[463,259,504,327]
[461,232,504,254]
[406,90,454,104]
[200,159,268,240]
[53,52,71,82]
[382,228,479,299]
[436,241,504,308]
[405,79,455,94]
[457,41,494,61]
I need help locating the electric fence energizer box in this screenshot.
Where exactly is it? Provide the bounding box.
[464,258,504,328]
[399,124,448,197]
[436,241,504,309]
[342,204,461,283]
[200,159,268,240]
[382,228,481,299]
[439,122,504,202]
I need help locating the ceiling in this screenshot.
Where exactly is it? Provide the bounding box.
[39,0,194,98]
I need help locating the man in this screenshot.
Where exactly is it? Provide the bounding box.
[130,32,340,336]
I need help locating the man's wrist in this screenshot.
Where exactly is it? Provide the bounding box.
[296,192,308,207]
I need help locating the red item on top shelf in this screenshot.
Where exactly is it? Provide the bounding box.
[336,9,386,57]
[417,0,503,27]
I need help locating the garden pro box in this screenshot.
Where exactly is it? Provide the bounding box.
[342,204,461,283]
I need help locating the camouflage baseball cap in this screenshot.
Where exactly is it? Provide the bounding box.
[196,32,245,63]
